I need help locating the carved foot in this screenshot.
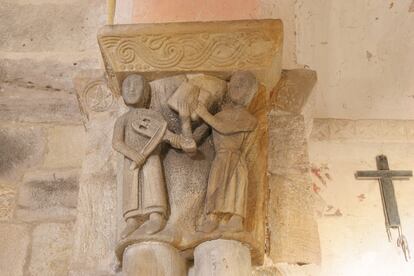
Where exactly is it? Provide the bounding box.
[136,212,166,235]
[121,218,140,239]
[219,215,244,233]
[197,214,219,233]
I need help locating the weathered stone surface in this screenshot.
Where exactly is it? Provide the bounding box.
[270,69,317,114]
[98,20,283,94]
[252,266,281,276]
[73,70,120,124]
[268,112,309,175]
[311,119,414,142]
[29,223,74,276]
[16,169,79,221]
[0,125,46,180]
[70,113,122,274]
[0,82,82,123]
[0,1,105,52]
[0,183,16,220]
[194,239,252,276]
[274,263,320,276]
[123,242,186,276]
[0,51,101,92]
[0,223,30,276]
[43,126,86,168]
[268,174,320,265]
[267,112,321,265]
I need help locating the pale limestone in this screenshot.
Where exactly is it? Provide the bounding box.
[0,1,104,52]
[275,263,320,276]
[98,20,283,94]
[252,266,281,276]
[0,52,101,92]
[43,126,86,168]
[0,223,30,276]
[0,125,47,181]
[0,183,16,220]
[16,169,79,221]
[327,119,356,140]
[312,119,414,143]
[29,223,74,276]
[70,113,121,274]
[0,82,82,124]
[267,113,320,265]
[270,69,317,114]
[194,239,252,276]
[308,126,414,276]
[123,242,186,276]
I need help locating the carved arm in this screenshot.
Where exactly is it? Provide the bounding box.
[192,123,210,145]
[195,104,239,135]
[112,115,145,165]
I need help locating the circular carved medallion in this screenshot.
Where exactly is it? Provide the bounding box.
[83,81,114,112]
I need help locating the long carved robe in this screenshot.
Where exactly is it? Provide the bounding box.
[115,111,168,224]
[205,107,257,218]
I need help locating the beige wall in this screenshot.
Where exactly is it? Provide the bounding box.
[309,119,414,276]
[296,0,414,120]
[126,0,414,120]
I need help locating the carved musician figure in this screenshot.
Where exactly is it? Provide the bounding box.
[112,74,189,238]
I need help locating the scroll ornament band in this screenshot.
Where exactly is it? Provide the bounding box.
[100,31,276,71]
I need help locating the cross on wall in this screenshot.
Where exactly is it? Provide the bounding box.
[355,155,412,261]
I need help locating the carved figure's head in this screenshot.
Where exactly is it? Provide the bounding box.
[228,71,258,106]
[121,74,150,107]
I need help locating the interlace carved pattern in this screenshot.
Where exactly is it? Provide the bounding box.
[100,32,276,71]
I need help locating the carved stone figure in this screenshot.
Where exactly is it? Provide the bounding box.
[112,74,186,238]
[196,71,258,233]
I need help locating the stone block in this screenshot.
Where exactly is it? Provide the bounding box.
[328,119,355,140]
[0,223,30,276]
[309,118,331,141]
[29,223,74,276]
[0,52,101,92]
[268,113,309,175]
[0,1,105,52]
[405,120,414,141]
[267,174,320,265]
[98,20,283,94]
[43,126,86,168]
[354,119,382,140]
[270,69,317,114]
[0,82,82,124]
[16,169,79,221]
[194,240,252,276]
[0,125,46,181]
[252,266,281,276]
[0,183,16,220]
[123,242,186,276]
[379,120,407,141]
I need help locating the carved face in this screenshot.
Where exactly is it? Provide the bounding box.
[228,71,258,106]
[121,74,149,107]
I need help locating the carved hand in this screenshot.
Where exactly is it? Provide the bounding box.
[180,135,197,155]
[129,153,146,170]
[178,101,191,118]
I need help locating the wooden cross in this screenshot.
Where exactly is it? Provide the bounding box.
[355,155,412,261]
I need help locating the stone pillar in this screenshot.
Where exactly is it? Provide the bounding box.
[122,242,186,276]
[194,240,252,276]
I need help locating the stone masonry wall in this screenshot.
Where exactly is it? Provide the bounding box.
[0,1,104,275]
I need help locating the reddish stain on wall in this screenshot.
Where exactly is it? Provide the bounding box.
[131,0,260,23]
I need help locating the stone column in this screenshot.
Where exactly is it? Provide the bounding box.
[123,242,187,276]
[194,240,252,276]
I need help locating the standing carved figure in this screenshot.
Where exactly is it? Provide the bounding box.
[196,71,258,233]
[113,74,185,238]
